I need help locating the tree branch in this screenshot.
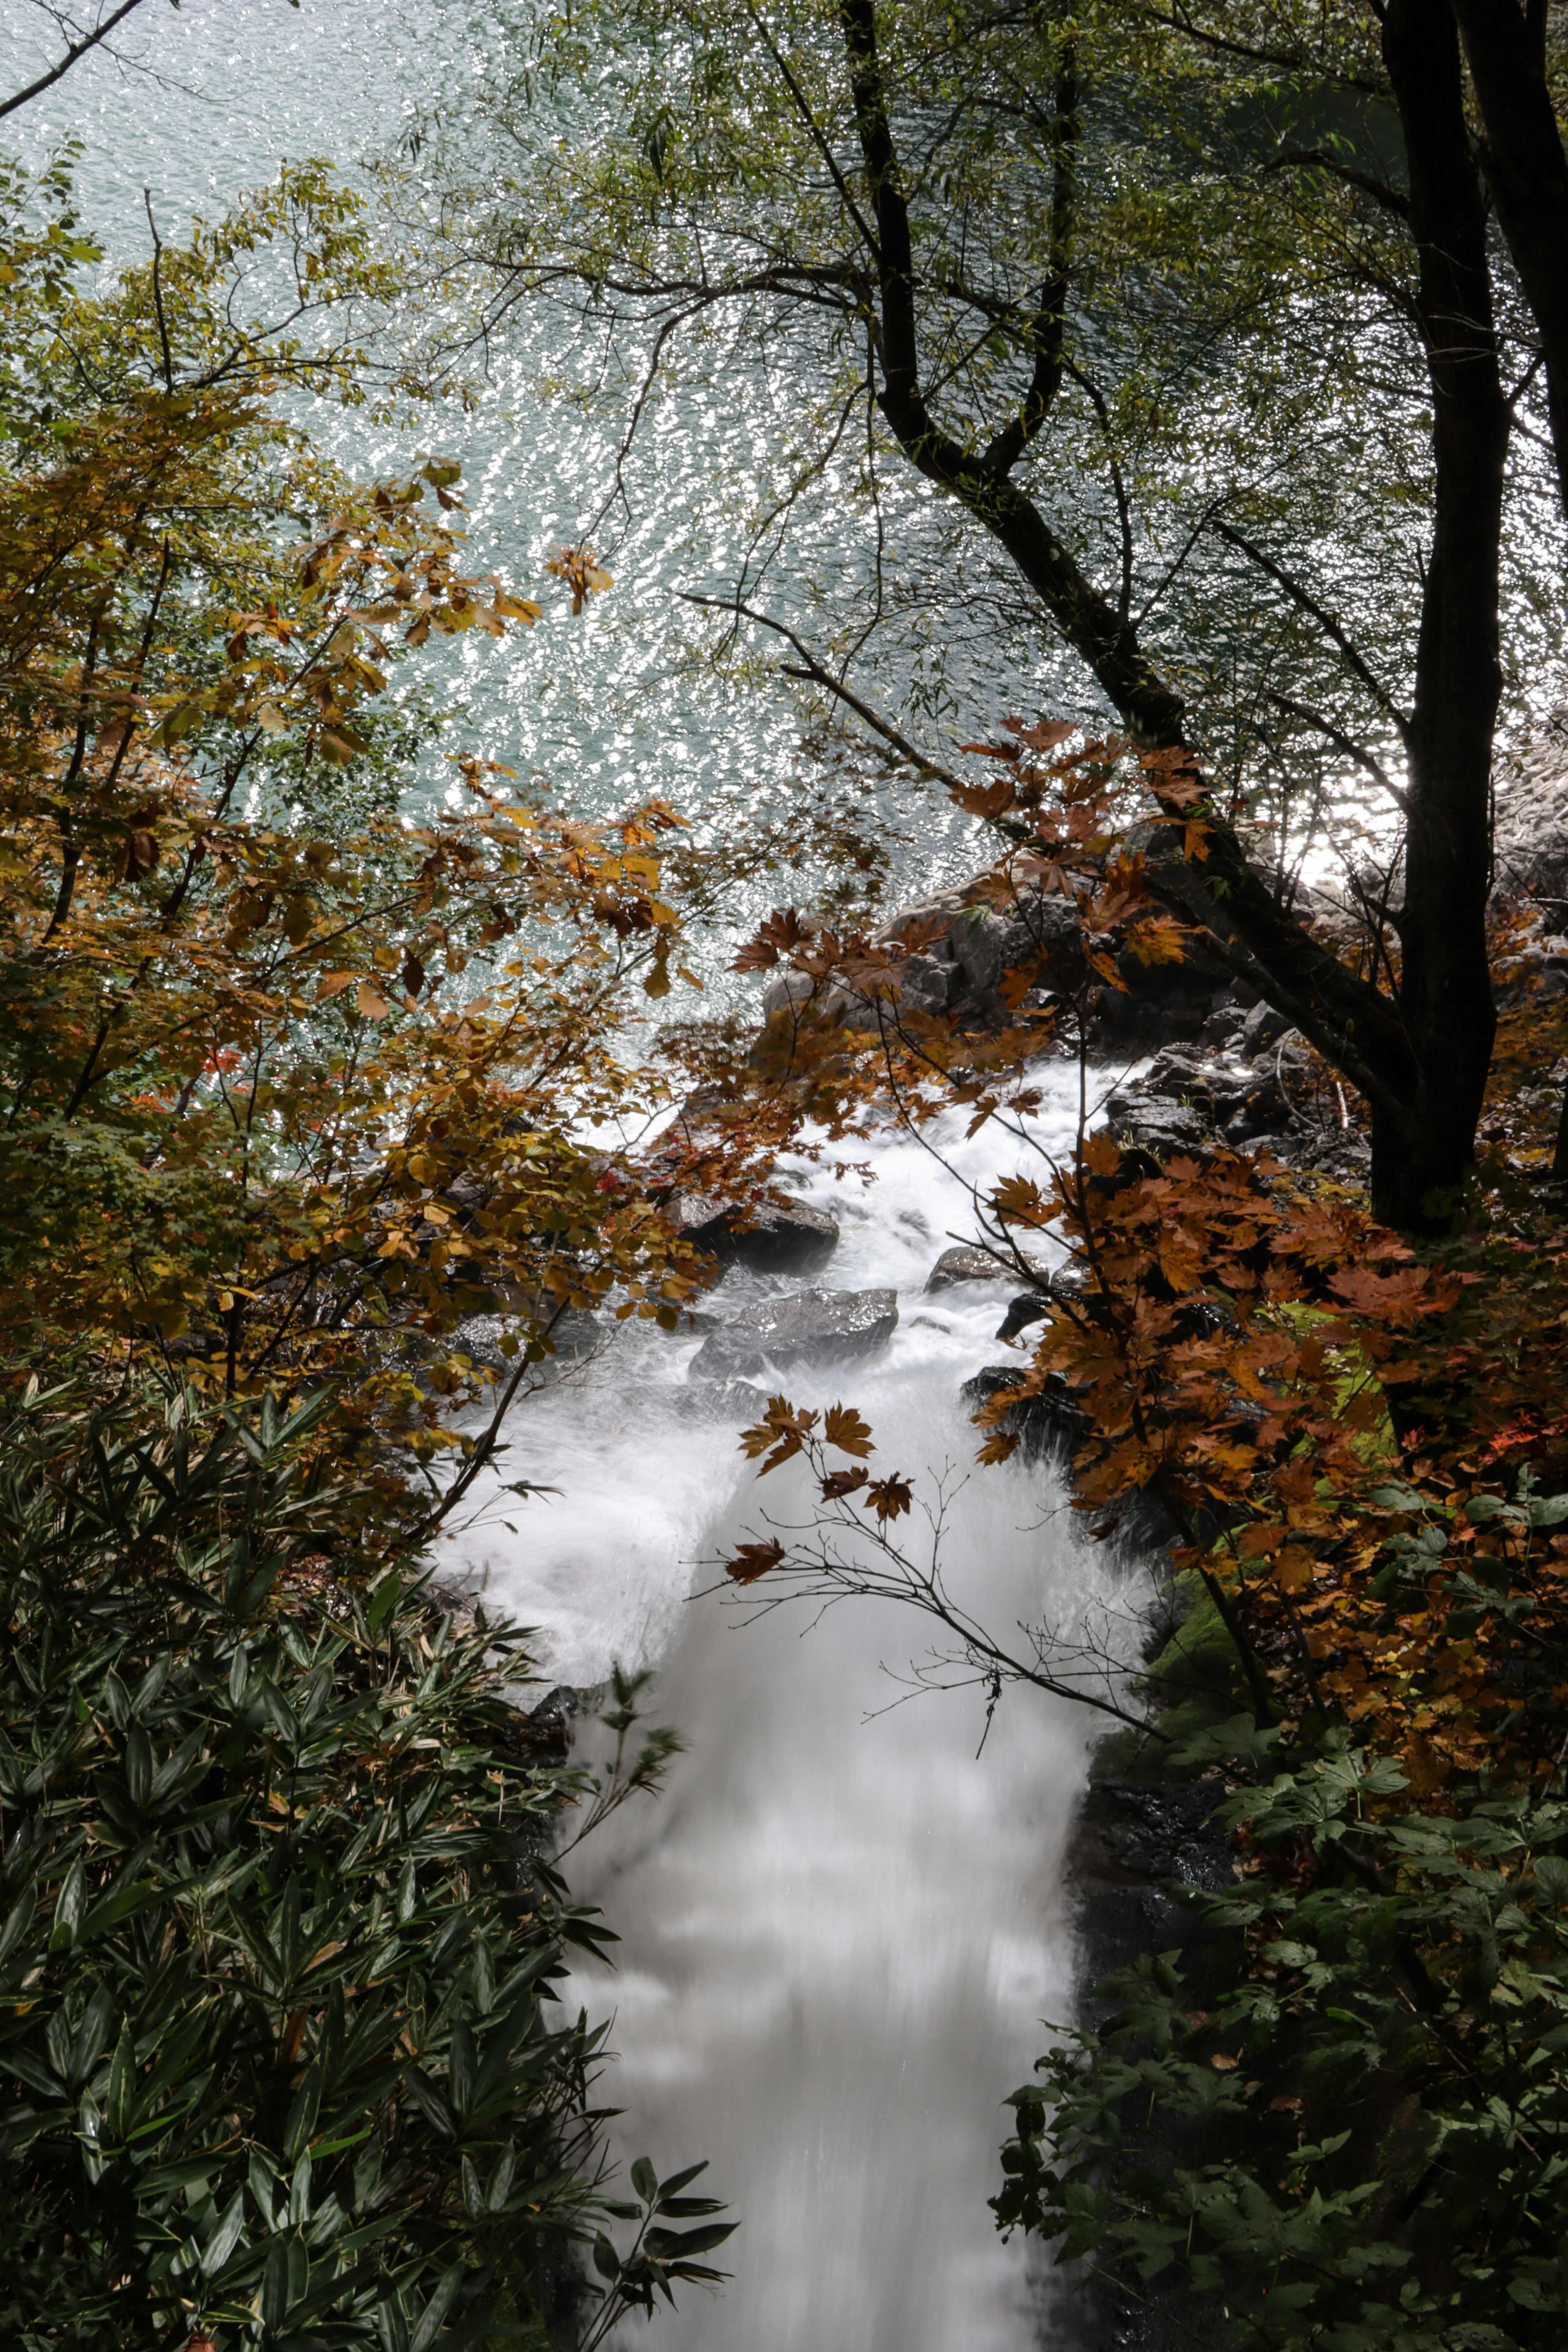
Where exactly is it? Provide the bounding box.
[680,590,974,795]
[0,0,154,122]
[1212,516,1412,743]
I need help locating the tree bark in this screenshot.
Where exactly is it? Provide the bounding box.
[1450,0,1568,512]
[1377,0,1506,1229]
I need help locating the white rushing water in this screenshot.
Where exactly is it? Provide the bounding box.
[443,1072,1134,2350]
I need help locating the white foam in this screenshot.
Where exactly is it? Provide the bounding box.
[445,1067,1134,2349]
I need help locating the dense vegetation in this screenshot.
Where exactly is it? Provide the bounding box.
[14,0,1568,2345]
[0,88,742,2352]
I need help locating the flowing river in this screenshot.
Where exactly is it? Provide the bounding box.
[443,1080,1131,2350]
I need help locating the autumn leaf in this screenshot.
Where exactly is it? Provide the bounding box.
[957,739,1022,763]
[726,1538,787,1584]
[738,1399,818,1472]
[976,1430,1021,1465]
[1328,1265,1436,1320]
[823,1403,875,1458]
[493,590,541,625]
[864,1474,914,1522]
[356,981,390,1019]
[820,1468,868,1501]
[1003,715,1076,753]
[732,906,817,974]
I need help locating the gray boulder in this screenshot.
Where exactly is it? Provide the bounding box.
[455,1308,600,1379]
[1239,999,1294,1057]
[690,1286,899,1382]
[925,1242,1047,1292]
[925,1243,1007,1291]
[759,875,1087,1038]
[997,1292,1052,1342]
[671,1190,839,1272]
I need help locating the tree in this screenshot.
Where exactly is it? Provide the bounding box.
[422,0,1568,1230]
[0,150,753,1508]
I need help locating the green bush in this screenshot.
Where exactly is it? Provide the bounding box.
[996,1737,1568,2350]
[0,1377,729,2348]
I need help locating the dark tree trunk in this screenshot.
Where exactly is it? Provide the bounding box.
[838,0,1506,1234]
[1378,0,1507,1229]
[1451,0,1568,512]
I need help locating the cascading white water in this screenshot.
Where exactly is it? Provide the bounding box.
[444,1070,1138,2350]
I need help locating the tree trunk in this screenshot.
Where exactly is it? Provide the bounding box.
[1450,0,1568,512]
[1379,0,1506,1228]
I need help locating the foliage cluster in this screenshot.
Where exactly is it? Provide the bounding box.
[0,148,737,2350]
[0,149,743,1466]
[0,1373,732,2350]
[997,1740,1568,2350]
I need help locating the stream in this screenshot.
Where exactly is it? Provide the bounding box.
[445,1072,1137,2350]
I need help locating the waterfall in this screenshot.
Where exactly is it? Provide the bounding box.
[445,1067,1136,2349]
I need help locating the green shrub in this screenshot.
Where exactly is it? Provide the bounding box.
[997,1737,1568,2350]
[0,1376,729,2348]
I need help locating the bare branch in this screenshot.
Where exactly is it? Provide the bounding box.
[0,0,155,121]
[679,590,975,795]
[1212,516,1412,744]
[1265,686,1411,815]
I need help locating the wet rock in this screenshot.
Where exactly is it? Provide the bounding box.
[1100,1033,1372,1183]
[960,1363,1089,1461]
[996,1292,1051,1342]
[1105,1039,1299,1156]
[454,1309,600,1378]
[674,1375,772,1423]
[925,1243,1010,1291]
[690,1286,899,1382]
[1075,1778,1235,1902]
[759,875,1087,1039]
[1239,998,1294,1057]
[671,1190,840,1272]
[521,1685,579,1764]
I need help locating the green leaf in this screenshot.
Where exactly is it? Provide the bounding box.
[408,2259,466,2352]
[283,2065,321,2163]
[0,1882,36,1961]
[367,1575,401,1636]
[125,1722,152,1811]
[261,2233,291,2330]
[105,2023,135,2138]
[202,2187,246,2275]
[49,1857,85,1952]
